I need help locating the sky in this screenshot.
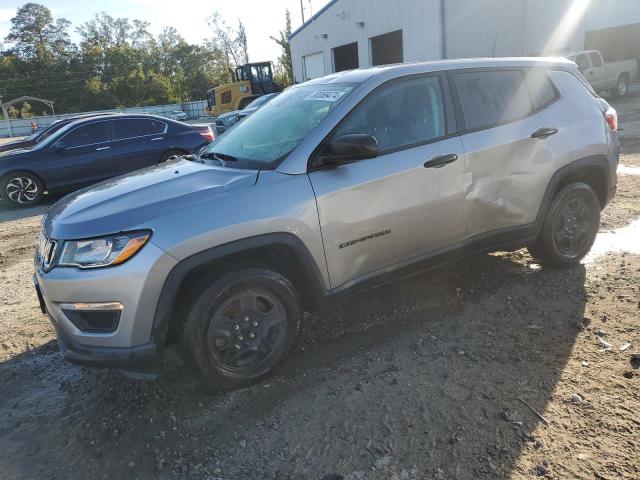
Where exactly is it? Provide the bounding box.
[0,0,332,61]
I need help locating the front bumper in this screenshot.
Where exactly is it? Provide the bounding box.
[49,311,160,377]
[34,240,178,377]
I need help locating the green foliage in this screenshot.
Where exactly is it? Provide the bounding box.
[270,9,293,86]
[0,3,242,114]
[7,106,19,119]
[19,101,34,118]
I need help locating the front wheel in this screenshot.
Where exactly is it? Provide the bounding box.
[0,172,44,207]
[528,182,600,268]
[614,77,628,98]
[179,267,301,390]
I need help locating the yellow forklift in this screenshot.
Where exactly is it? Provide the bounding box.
[207,62,281,117]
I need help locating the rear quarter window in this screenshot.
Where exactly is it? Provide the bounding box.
[454,70,533,131]
[523,70,558,110]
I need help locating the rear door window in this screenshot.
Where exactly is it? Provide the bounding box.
[335,75,446,152]
[588,52,603,68]
[63,121,110,147]
[112,119,165,140]
[454,70,533,131]
[523,70,558,110]
[575,53,591,72]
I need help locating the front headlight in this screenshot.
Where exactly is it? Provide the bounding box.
[59,231,151,268]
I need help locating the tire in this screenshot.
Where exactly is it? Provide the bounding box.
[179,267,301,390]
[528,182,600,268]
[158,149,186,164]
[0,171,44,207]
[614,76,628,98]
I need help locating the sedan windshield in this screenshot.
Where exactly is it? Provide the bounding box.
[202,83,355,169]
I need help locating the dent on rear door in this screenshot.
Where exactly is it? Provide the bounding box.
[459,107,568,237]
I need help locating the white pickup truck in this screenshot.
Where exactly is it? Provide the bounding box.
[567,50,637,97]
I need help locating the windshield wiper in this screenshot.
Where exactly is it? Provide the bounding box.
[202,151,237,162]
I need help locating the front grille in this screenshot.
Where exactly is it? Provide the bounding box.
[37,235,58,270]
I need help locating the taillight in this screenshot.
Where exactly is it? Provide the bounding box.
[199,127,215,141]
[604,106,618,132]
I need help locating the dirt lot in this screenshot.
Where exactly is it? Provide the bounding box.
[1,97,639,480]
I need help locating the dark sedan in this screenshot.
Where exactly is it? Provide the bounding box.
[0,113,121,153]
[0,114,214,207]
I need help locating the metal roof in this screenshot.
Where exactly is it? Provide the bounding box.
[289,0,341,40]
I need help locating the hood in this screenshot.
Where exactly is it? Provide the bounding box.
[0,147,30,158]
[44,159,258,240]
[0,139,28,152]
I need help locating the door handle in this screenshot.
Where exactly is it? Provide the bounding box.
[150,137,164,142]
[531,127,558,140]
[95,146,111,151]
[424,153,458,168]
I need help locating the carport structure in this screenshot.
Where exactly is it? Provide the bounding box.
[1,96,56,137]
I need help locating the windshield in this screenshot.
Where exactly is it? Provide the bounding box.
[203,83,355,169]
[34,121,75,148]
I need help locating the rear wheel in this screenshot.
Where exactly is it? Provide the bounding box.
[179,267,301,390]
[0,172,44,207]
[528,182,600,268]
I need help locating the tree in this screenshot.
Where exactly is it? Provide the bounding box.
[5,3,71,62]
[0,3,250,112]
[208,12,249,70]
[20,101,34,118]
[7,105,19,118]
[270,9,293,85]
[237,19,249,65]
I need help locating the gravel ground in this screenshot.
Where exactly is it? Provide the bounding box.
[0,95,639,480]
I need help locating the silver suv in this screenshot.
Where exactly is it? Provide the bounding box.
[34,58,619,389]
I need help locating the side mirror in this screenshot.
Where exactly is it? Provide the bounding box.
[53,141,66,152]
[319,134,379,166]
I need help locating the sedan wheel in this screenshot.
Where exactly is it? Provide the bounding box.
[2,174,43,207]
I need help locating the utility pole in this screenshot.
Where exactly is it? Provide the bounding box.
[300,0,305,23]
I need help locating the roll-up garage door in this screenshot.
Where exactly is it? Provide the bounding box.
[303,52,325,80]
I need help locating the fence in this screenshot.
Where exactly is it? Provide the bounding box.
[0,100,209,137]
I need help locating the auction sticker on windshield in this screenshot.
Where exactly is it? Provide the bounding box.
[306,90,347,102]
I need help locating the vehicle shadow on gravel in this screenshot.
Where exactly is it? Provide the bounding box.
[0,196,58,223]
[0,251,588,480]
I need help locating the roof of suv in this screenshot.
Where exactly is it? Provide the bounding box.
[302,57,577,86]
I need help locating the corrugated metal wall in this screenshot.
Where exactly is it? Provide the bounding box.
[444,0,525,58]
[586,0,640,32]
[290,0,592,81]
[290,0,443,82]
[445,0,584,58]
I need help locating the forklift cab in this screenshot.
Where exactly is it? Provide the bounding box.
[207,62,281,116]
[235,62,278,95]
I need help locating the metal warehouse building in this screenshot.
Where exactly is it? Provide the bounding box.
[290,0,640,82]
